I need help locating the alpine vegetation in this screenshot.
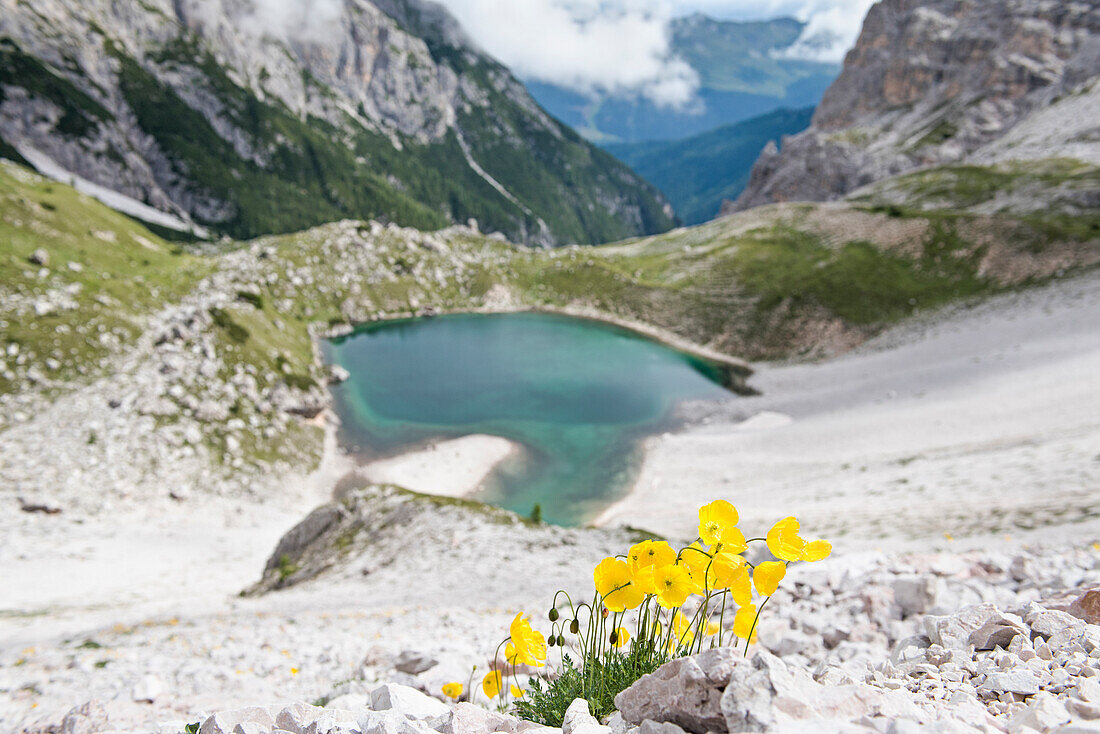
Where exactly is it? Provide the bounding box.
[466,501,831,724]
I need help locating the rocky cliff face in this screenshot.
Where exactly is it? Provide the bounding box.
[0,0,673,244]
[729,0,1100,212]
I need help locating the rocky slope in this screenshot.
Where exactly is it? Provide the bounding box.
[9,480,1099,734]
[0,0,673,245]
[729,0,1100,212]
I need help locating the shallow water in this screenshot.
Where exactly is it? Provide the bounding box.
[324,312,732,525]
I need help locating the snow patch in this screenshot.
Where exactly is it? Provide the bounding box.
[16,146,209,237]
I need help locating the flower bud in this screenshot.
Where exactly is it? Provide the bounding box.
[547,635,556,647]
[549,608,560,621]
[609,631,618,645]
[569,619,580,634]
[557,634,566,646]
[601,608,609,619]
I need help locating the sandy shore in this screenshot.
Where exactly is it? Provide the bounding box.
[356,434,521,498]
[595,271,1100,551]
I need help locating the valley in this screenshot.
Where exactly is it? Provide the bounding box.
[1,0,1099,732]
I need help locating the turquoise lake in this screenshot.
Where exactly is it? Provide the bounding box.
[324,312,733,525]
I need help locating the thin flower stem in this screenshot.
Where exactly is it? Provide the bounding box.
[743,596,771,658]
[717,592,727,647]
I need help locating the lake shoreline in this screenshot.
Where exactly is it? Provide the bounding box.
[354,433,523,499]
[318,302,756,394]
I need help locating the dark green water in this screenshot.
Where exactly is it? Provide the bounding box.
[324,312,732,525]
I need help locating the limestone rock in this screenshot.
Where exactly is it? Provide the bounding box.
[359,709,436,734]
[978,671,1040,697]
[60,700,110,734]
[130,673,163,703]
[562,699,608,734]
[615,648,738,733]
[29,248,49,266]
[893,576,938,617]
[968,613,1028,651]
[431,702,523,734]
[562,700,596,734]
[393,650,439,675]
[1068,589,1100,625]
[637,722,685,734]
[1009,692,1071,733]
[202,706,277,734]
[371,683,448,721]
[924,604,1009,651]
[275,703,325,734]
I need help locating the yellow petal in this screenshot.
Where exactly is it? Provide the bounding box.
[753,561,786,596]
[766,517,806,562]
[733,604,758,641]
[801,539,832,562]
[631,564,657,595]
[510,684,524,698]
[482,670,502,698]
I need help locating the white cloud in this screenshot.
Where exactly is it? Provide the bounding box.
[432,0,700,108]
[432,0,875,103]
[244,0,344,42]
[668,0,877,62]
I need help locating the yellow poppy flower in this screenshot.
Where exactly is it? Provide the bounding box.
[627,540,677,572]
[708,551,747,589]
[652,564,693,608]
[509,613,547,666]
[482,670,502,698]
[611,627,630,648]
[766,517,806,561]
[728,566,752,607]
[594,557,645,611]
[442,682,463,699]
[510,684,524,699]
[802,539,832,562]
[733,604,758,641]
[753,561,786,596]
[706,620,720,636]
[698,500,740,546]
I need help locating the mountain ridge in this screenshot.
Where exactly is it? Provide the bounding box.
[0,0,674,246]
[729,0,1100,212]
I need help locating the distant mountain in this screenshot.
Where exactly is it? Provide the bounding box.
[731,0,1100,212]
[0,0,674,246]
[526,15,838,144]
[605,107,813,225]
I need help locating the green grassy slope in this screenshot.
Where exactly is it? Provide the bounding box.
[0,161,213,396]
[605,107,814,225]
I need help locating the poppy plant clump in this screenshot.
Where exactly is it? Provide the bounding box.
[455,501,831,722]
